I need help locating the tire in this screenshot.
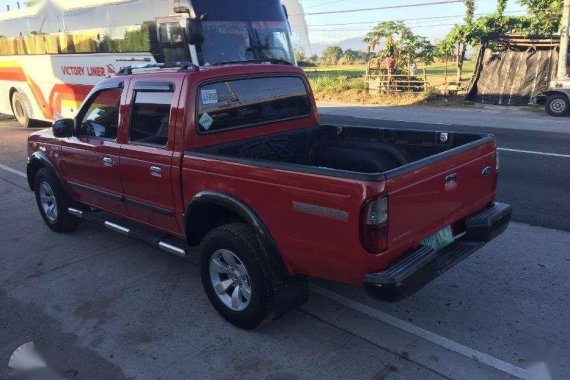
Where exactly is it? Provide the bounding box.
[200,223,276,329]
[34,168,79,233]
[545,94,570,117]
[11,91,40,128]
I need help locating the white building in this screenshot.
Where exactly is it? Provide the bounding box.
[282,0,312,56]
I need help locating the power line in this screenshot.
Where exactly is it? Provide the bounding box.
[304,10,526,27]
[304,0,348,9]
[309,22,465,32]
[302,0,465,16]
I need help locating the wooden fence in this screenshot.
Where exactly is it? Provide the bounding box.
[365,65,472,95]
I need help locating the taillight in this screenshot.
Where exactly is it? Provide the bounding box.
[361,196,388,254]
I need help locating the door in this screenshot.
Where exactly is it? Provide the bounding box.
[119,80,181,234]
[60,84,128,216]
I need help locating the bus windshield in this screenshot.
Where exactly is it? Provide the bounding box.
[199,21,294,66]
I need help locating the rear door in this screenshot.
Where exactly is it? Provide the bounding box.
[119,79,181,235]
[386,140,497,251]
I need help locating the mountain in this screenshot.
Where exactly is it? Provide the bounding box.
[311,37,369,56]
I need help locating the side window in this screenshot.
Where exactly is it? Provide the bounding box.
[79,88,122,140]
[129,91,174,147]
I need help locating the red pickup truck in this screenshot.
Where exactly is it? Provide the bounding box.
[27,61,511,329]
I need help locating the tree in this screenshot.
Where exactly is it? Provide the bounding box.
[497,0,508,16]
[363,21,435,72]
[321,45,343,65]
[339,49,360,64]
[517,0,563,36]
[294,48,306,63]
[456,0,476,81]
[363,21,408,56]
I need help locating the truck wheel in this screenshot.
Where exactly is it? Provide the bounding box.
[34,168,79,233]
[545,94,570,117]
[200,223,275,329]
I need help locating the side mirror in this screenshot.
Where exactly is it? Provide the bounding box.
[187,18,204,46]
[52,119,75,138]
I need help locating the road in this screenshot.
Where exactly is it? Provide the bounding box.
[0,107,569,380]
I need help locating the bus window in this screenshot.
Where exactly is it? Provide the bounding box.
[158,22,189,62]
[199,22,252,66]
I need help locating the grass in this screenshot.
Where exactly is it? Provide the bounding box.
[304,61,477,106]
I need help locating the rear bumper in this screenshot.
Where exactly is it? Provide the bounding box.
[364,202,512,302]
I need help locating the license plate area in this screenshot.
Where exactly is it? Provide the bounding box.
[421,225,454,251]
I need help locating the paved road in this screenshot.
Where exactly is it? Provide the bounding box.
[0,114,569,380]
[319,105,570,233]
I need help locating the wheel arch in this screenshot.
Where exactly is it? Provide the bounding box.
[27,151,62,191]
[544,90,570,100]
[185,191,291,282]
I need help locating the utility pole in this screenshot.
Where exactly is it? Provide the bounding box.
[558,0,570,79]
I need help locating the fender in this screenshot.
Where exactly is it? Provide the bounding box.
[185,191,291,283]
[543,89,570,99]
[27,151,62,191]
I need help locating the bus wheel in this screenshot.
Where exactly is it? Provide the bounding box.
[11,91,33,128]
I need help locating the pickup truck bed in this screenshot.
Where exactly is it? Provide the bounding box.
[193,124,492,180]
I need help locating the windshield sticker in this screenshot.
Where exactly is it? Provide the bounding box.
[201,89,218,105]
[199,113,214,131]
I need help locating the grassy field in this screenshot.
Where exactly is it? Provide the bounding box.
[304,61,477,105]
[304,61,476,79]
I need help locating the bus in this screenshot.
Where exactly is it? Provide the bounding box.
[0,0,295,127]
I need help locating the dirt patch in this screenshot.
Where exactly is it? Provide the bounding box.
[312,89,475,108]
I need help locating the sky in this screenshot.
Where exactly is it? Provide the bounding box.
[298,0,526,45]
[0,0,527,46]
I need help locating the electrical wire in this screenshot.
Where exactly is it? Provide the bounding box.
[289,0,466,17]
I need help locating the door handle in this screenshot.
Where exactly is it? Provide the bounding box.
[150,166,162,176]
[103,157,114,167]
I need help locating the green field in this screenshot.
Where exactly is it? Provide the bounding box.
[304,61,476,96]
[305,61,475,81]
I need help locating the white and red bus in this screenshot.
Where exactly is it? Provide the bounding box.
[0,0,295,127]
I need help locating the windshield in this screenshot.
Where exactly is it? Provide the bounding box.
[198,21,294,66]
[251,22,294,63]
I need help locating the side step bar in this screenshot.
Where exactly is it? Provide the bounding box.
[68,208,186,258]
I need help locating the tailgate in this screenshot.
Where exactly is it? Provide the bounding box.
[386,138,497,251]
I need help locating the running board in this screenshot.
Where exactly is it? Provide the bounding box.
[68,208,186,258]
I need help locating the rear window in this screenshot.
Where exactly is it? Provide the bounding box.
[196,76,312,133]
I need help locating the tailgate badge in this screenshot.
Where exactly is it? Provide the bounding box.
[445,173,458,191]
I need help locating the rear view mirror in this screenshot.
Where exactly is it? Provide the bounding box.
[187,18,205,45]
[52,119,75,138]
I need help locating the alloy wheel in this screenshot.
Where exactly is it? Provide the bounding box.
[209,249,252,311]
[39,181,58,222]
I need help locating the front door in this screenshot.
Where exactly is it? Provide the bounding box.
[60,84,128,216]
[119,80,181,235]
